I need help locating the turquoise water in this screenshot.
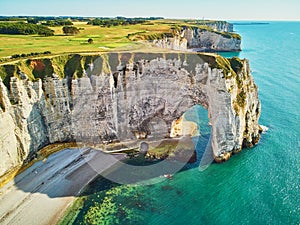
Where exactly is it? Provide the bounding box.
[62,22,300,225]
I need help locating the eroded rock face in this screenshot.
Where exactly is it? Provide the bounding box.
[0,53,260,179]
[153,36,188,51]
[183,29,241,52]
[153,26,241,52]
[205,21,234,32]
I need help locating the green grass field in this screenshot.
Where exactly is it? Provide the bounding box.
[0,19,239,60]
[0,21,172,58]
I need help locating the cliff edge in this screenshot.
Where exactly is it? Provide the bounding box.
[129,23,241,52]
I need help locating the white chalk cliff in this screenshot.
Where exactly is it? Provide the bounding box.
[152,24,241,52]
[0,53,261,181]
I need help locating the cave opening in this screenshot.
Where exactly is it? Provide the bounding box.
[129,103,212,167]
[180,104,211,166]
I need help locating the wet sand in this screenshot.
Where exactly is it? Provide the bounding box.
[0,148,120,225]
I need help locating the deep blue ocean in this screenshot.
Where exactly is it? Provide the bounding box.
[60,22,300,225]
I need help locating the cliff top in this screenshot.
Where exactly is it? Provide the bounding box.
[0,52,244,89]
[0,18,239,61]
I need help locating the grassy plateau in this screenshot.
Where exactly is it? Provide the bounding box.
[0,21,170,58]
[0,19,240,59]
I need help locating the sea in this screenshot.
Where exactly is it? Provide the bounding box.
[59,22,300,225]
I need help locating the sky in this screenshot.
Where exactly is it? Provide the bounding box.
[0,0,300,21]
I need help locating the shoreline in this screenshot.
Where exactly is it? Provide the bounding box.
[0,148,122,225]
[0,142,80,189]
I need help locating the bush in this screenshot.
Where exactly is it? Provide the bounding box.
[11,54,21,59]
[62,26,80,35]
[10,51,52,59]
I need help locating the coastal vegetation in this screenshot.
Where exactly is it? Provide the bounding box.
[10,51,51,59]
[0,53,245,89]
[199,53,242,78]
[0,22,54,36]
[87,17,163,27]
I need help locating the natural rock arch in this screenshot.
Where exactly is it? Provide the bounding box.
[0,52,261,182]
[71,53,261,162]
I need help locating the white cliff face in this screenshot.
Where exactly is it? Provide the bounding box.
[0,76,73,180]
[204,61,260,159]
[153,37,187,51]
[228,60,261,148]
[153,26,241,52]
[183,29,241,52]
[41,77,72,143]
[0,53,260,180]
[205,21,233,32]
[0,80,19,176]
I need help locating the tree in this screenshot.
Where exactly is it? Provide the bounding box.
[62,26,80,35]
[87,38,93,44]
[27,18,39,24]
[43,19,73,27]
[0,22,54,36]
[38,28,54,36]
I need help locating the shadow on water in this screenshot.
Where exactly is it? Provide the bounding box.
[81,131,211,195]
[87,104,211,193]
[12,105,211,199]
[57,133,211,225]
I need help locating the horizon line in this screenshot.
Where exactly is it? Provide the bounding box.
[0,15,300,22]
